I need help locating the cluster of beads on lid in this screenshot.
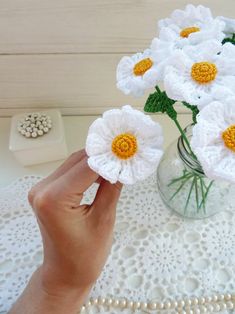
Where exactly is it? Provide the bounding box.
[17,113,52,138]
[80,293,235,314]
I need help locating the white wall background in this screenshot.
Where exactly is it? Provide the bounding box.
[0,0,234,116]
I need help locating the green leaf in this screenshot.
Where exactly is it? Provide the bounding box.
[182,101,199,123]
[222,33,235,45]
[144,85,177,120]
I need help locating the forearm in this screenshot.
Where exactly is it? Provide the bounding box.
[8,267,90,314]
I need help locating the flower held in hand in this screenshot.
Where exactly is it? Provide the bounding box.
[86,105,163,185]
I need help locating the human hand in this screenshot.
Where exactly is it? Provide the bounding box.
[23,149,122,312]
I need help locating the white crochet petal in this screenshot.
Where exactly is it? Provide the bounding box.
[88,118,113,141]
[213,153,235,183]
[164,65,192,101]
[102,108,127,136]
[217,16,235,34]
[129,154,158,182]
[191,121,223,148]
[191,99,235,184]
[182,40,222,61]
[86,106,164,185]
[193,144,226,178]
[118,160,136,185]
[216,44,235,75]
[116,56,134,81]
[85,133,110,156]
[143,68,161,86]
[195,101,227,129]
[88,153,121,184]
[138,147,163,166]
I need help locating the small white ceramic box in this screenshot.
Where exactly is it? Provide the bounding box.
[9,109,68,166]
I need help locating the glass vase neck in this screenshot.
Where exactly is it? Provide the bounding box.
[177,124,204,176]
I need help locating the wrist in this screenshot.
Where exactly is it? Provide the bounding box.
[36,267,92,311]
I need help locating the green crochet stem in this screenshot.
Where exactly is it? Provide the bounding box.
[168,169,214,214]
[144,85,214,214]
[144,85,197,156]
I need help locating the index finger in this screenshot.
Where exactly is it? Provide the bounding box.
[50,157,99,201]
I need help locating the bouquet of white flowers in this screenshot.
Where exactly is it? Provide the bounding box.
[116,4,235,218]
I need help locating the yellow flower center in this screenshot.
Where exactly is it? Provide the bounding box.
[133,58,153,76]
[191,62,217,84]
[180,26,200,38]
[222,125,235,152]
[112,133,138,159]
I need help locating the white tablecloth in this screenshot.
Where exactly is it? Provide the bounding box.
[0,174,235,313]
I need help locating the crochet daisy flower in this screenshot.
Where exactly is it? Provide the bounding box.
[156,4,225,50]
[191,97,235,183]
[85,105,163,185]
[164,40,235,109]
[116,49,165,97]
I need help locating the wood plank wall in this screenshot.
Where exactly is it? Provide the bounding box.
[0,0,234,116]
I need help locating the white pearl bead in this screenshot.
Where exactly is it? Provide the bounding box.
[185,309,193,314]
[206,304,214,312]
[185,299,192,306]
[198,297,205,304]
[164,301,172,309]
[192,298,198,305]
[171,301,178,308]
[127,301,133,309]
[213,303,221,311]
[86,301,91,307]
[38,130,44,136]
[113,299,119,307]
[140,302,148,310]
[193,308,200,314]
[205,296,212,303]
[148,301,157,310]
[133,301,140,310]
[43,127,49,132]
[25,132,31,138]
[178,300,186,308]
[32,132,37,138]
[225,293,231,301]
[219,302,227,310]
[106,298,113,306]
[80,305,86,312]
[93,298,99,305]
[212,295,218,302]
[119,299,127,308]
[199,305,207,313]
[98,297,105,305]
[217,294,224,301]
[157,302,164,309]
[227,301,234,309]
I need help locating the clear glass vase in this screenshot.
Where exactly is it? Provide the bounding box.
[157,125,235,219]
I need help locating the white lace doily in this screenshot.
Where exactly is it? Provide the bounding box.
[0,174,235,314]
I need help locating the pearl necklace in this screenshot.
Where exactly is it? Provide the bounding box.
[80,293,235,313]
